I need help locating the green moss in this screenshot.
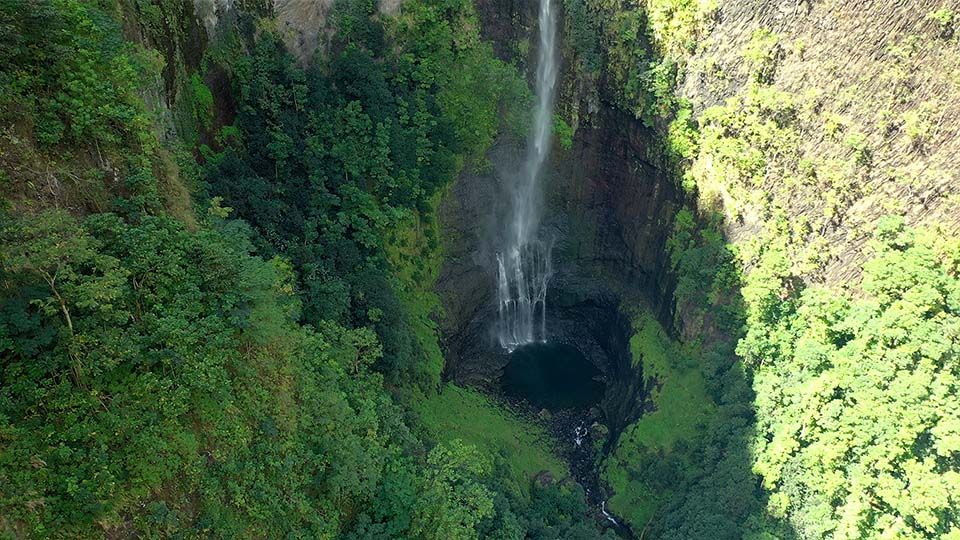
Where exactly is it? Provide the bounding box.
[564,0,602,74]
[646,0,718,58]
[903,106,934,150]
[604,468,663,529]
[385,192,447,395]
[415,384,568,490]
[553,114,575,150]
[627,312,713,448]
[927,8,956,38]
[743,28,781,84]
[602,311,714,527]
[189,73,214,129]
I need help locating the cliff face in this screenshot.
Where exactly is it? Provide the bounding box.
[678,0,960,286]
[447,0,960,415]
[436,1,683,437]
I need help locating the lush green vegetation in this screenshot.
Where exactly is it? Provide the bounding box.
[0,1,610,539]
[199,0,531,394]
[602,224,778,540]
[0,209,424,538]
[602,311,713,527]
[412,385,620,539]
[0,0,179,216]
[567,1,960,539]
[5,1,959,539]
[415,384,567,489]
[624,312,713,450]
[563,0,715,127]
[745,218,960,539]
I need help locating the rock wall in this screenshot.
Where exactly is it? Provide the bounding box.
[437,0,683,432]
[274,0,335,63]
[679,0,960,286]
[439,0,960,373]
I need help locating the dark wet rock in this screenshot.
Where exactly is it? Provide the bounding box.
[436,101,681,429]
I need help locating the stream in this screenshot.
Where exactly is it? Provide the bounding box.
[499,342,630,536]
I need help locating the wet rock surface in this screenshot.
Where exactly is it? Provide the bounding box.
[496,390,633,537]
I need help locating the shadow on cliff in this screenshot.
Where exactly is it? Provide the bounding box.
[540,76,794,540]
[542,104,791,538]
[612,207,795,539]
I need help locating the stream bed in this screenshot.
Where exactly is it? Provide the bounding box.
[498,342,630,536]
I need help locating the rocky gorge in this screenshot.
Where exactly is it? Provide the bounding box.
[4,0,958,538]
[437,0,682,447]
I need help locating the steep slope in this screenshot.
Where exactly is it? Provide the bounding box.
[551,1,960,538]
[0,1,619,539]
[678,0,960,285]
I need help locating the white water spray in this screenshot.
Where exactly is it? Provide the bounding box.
[496,0,558,351]
[601,501,620,526]
[574,424,587,447]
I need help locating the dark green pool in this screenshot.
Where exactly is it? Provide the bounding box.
[502,343,604,411]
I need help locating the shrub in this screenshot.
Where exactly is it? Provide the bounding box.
[927,8,956,38]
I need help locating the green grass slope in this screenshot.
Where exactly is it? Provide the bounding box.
[415,383,568,492]
[602,310,714,528]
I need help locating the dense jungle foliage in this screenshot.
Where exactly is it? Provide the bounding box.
[0,1,612,538]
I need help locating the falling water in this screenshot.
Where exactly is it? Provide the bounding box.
[601,501,620,527]
[496,0,558,351]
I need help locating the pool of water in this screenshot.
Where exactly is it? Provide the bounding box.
[501,343,605,411]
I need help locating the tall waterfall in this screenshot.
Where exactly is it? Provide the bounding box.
[496,0,558,352]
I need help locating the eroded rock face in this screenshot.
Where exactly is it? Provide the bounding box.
[473,0,535,63]
[438,109,676,378]
[547,104,679,322]
[192,0,405,66]
[437,107,680,431]
[192,0,232,37]
[679,0,960,286]
[437,0,683,429]
[274,0,335,64]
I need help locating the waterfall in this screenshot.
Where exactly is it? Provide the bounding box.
[496,0,558,352]
[601,501,620,527]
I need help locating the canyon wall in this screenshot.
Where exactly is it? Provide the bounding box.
[436,1,684,436]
